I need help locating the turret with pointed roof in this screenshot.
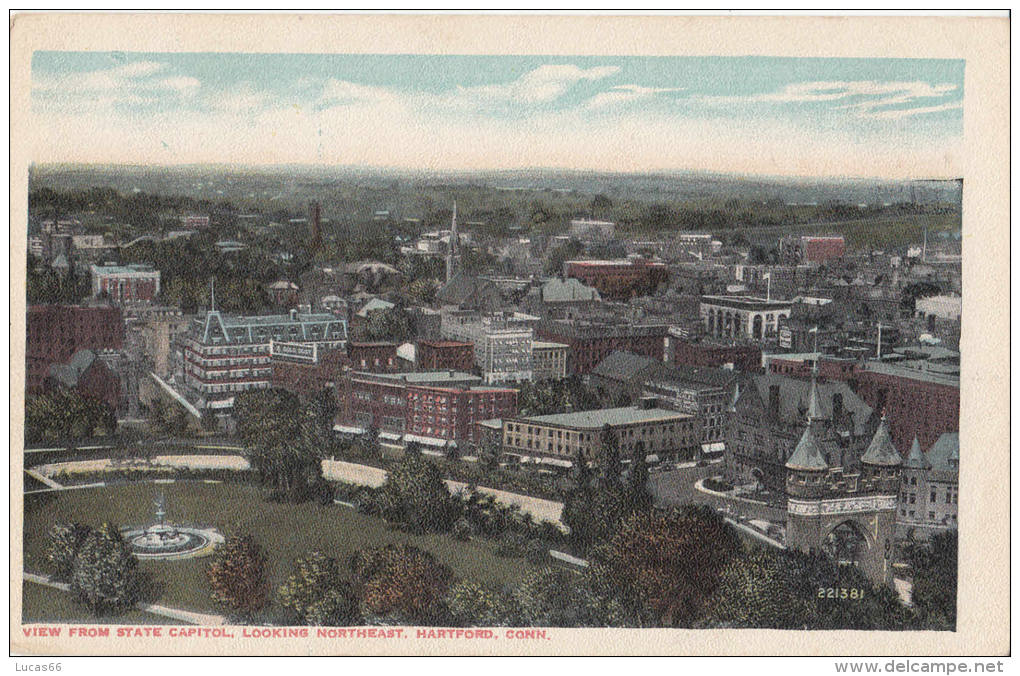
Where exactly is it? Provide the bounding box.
[861,414,903,467]
[904,436,930,470]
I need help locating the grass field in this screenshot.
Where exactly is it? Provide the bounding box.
[735,212,961,251]
[21,582,183,625]
[23,482,541,623]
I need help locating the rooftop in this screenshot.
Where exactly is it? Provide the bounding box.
[354,370,481,385]
[532,340,569,350]
[861,360,961,388]
[91,263,158,275]
[515,405,692,429]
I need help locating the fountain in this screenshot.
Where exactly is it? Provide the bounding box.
[122,491,223,560]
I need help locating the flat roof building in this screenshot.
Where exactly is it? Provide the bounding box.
[502,401,699,464]
[700,295,793,340]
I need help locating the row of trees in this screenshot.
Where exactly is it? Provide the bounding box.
[25,390,117,444]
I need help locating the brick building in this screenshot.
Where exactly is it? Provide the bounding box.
[347,342,400,372]
[780,235,847,264]
[531,341,569,381]
[181,309,348,410]
[269,343,347,398]
[502,400,699,464]
[44,349,121,411]
[535,319,668,375]
[406,384,518,447]
[417,340,474,372]
[336,370,482,441]
[564,259,668,300]
[763,352,859,382]
[853,362,959,454]
[26,305,125,394]
[671,338,761,371]
[90,264,161,304]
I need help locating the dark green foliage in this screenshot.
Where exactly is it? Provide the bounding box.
[25,390,115,444]
[544,239,584,276]
[69,523,142,616]
[234,389,327,499]
[908,530,957,629]
[46,523,94,582]
[26,255,90,305]
[515,376,599,417]
[378,452,458,534]
[444,581,519,627]
[278,551,360,626]
[513,567,630,627]
[591,506,742,626]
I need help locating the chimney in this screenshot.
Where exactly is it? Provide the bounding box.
[769,384,781,419]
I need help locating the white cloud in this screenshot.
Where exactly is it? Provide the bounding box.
[586,84,685,109]
[694,80,960,120]
[445,64,620,108]
[28,66,962,178]
[319,79,398,106]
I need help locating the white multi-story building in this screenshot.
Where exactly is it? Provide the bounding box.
[441,310,534,385]
[179,308,347,410]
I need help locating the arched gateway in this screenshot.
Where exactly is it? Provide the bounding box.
[784,377,902,586]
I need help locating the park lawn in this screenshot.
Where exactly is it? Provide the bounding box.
[21,581,183,625]
[23,482,541,623]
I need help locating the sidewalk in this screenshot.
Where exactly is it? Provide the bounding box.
[23,572,226,625]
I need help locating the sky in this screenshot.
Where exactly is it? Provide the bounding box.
[29,52,965,179]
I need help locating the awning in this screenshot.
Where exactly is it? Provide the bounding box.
[701,442,725,453]
[539,457,573,468]
[333,424,366,435]
[403,433,448,448]
[207,398,235,410]
[379,431,403,441]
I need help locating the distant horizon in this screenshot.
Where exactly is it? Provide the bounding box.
[31,52,964,180]
[29,161,962,186]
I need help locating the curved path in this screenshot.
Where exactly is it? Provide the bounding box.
[32,453,567,528]
[23,572,226,625]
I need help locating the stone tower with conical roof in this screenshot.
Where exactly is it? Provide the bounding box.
[785,369,900,586]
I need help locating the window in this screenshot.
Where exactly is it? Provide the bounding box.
[929,512,935,520]
[930,490,937,502]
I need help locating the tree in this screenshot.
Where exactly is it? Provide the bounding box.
[46,523,94,582]
[234,389,324,497]
[351,544,455,625]
[69,523,142,616]
[444,581,519,626]
[592,506,741,626]
[513,567,630,627]
[278,552,360,626]
[703,547,817,629]
[626,443,653,513]
[378,452,457,533]
[909,530,957,629]
[206,534,269,622]
[599,424,622,483]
